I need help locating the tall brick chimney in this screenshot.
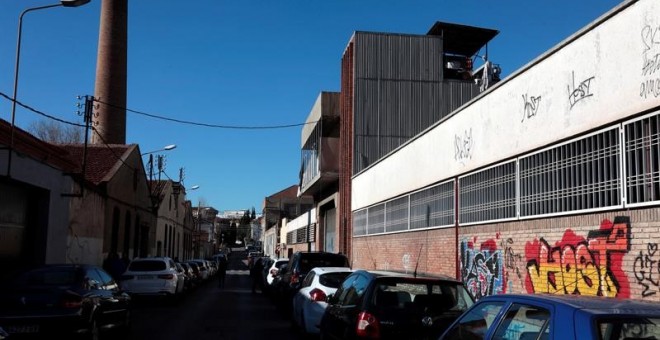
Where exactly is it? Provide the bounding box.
[91,0,128,145]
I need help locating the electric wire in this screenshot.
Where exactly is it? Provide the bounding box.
[94,98,317,130]
[0,92,85,128]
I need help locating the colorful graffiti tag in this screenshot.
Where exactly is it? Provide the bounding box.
[460,238,505,300]
[525,216,631,297]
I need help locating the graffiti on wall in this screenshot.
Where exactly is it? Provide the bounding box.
[641,23,660,99]
[454,128,474,163]
[567,71,595,108]
[461,238,505,300]
[502,236,525,289]
[633,243,660,297]
[525,216,631,297]
[521,93,541,122]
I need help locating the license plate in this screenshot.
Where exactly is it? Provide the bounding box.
[138,275,153,280]
[6,324,40,334]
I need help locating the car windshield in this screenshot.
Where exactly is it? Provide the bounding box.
[597,316,660,340]
[128,260,167,271]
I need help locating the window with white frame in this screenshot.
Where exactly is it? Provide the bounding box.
[367,204,385,234]
[460,161,516,224]
[519,128,621,217]
[385,196,409,232]
[353,209,367,236]
[624,113,660,205]
[410,181,455,229]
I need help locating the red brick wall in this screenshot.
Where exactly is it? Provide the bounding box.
[352,208,660,302]
[339,42,354,261]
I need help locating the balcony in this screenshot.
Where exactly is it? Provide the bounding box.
[299,92,340,197]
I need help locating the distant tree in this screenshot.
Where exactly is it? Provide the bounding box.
[28,119,84,144]
[251,207,256,220]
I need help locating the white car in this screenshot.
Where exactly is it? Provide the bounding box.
[292,267,354,334]
[119,257,184,298]
[266,258,289,285]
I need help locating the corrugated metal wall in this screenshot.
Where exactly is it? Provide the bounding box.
[352,32,480,175]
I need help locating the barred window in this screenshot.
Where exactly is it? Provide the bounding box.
[460,161,516,224]
[519,128,621,217]
[367,204,385,234]
[287,231,295,245]
[625,113,660,205]
[410,181,454,229]
[385,196,409,232]
[353,209,367,236]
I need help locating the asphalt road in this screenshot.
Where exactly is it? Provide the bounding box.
[128,248,306,340]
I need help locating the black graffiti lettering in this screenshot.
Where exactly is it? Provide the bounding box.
[642,53,660,77]
[454,129,473,162]
[640,78,660,99]
[642,25,660,53]
[633,243,659,297]
[522,94,541,122]
[568,72,595,109]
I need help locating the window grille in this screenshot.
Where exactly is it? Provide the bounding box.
[460,161,516,224]
[367,204,385,234]
[519,128,620,217]
[625,113,660,205]
[353,209,367,236]
[385,196,409,232]
[410,181,455,229]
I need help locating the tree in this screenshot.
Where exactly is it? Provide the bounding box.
[251,207,256,220]
[28,119,84,144]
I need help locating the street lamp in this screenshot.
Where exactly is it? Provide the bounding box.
[6,0,91,177]
[141,144,177,156]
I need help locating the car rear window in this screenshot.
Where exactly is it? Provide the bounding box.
[372,278,474,312]
[299,254,349,273]
[128,260,167,271]
[597,316,660,340]
[15,267,78,286]
[275,261,288,269]
[319,272,352,289]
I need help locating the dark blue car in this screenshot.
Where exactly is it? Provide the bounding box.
[438,293,660,340]
[0,264,131,339]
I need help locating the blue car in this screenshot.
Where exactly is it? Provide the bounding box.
[438,293,660,340]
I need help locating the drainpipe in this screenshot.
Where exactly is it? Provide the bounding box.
[455,180,460,280]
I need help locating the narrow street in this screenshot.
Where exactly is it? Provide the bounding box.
[128,249,305,340]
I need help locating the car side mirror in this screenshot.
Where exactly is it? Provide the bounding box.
[326,293,336,304]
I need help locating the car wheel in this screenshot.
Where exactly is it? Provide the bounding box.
[82,318,100,340]
[300,311,308,335]
[121,309,132,333]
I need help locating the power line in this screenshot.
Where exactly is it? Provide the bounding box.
[0,91,85,128]
[94,98,318,130]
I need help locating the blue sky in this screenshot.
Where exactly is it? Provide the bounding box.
[0,0,623,212]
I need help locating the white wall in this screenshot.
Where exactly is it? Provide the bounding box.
[352,0,660,211]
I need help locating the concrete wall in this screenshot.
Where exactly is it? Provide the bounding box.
[67,190,105,265]
[1,148,73,264]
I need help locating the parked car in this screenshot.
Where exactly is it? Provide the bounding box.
[274,251,350,310]
[320,270,474,340]
[266,258,289,286]
[119,257,184,299]
[188,259,211,281]
[0,264,131,339]
[438,293,660,340]
[292,267,355,335]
